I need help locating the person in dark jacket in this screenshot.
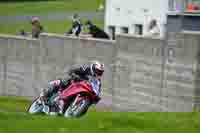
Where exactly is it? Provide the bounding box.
[85,20,110,39]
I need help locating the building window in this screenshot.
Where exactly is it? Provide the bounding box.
[116,7,120,11]
[134,24,143,35]
[120,27,129,34]
[108,26,116,40]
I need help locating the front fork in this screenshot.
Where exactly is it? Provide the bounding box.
[72,94,81,106]
[58,94,81,114]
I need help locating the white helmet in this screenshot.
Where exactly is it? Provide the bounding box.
[90,61,104,77]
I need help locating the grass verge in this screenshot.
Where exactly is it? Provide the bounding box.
[0,96,30,112]
[0,96,200,133]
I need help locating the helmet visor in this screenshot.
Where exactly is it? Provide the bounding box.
[95,69,104,76]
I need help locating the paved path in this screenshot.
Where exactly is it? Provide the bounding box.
[0,11,104,24]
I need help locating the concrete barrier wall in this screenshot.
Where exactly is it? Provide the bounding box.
[114,35,164,111]
[162,32,198,111]
[180,31,200,110]
[0,35,41,97]
[114,33,200,111]
[0,36,8,95]
[0,32,199,112]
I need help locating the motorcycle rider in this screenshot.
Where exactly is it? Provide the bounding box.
[39,60,105,114]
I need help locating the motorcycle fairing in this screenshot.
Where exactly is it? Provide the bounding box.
[60,81,95,101]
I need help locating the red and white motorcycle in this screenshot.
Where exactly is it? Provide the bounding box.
[28,78,101,118]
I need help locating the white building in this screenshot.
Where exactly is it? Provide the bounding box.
[104,0,198,39]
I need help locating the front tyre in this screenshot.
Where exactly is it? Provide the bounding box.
[64,97,91,118]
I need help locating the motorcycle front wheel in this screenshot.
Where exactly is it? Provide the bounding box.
[64,97,91,118]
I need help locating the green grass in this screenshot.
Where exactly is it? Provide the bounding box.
[1,111,199,133]
[0,19,104,35]
[0,0,104,16]
[0,96,200,133]
[0,96,30,112]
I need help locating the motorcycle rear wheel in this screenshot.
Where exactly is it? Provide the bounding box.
[27,97,44,114]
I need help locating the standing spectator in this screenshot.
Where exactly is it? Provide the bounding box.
[146,19,160,37]
[31,16,43,38]
[85,20,110,39]
[66,13,82,36]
